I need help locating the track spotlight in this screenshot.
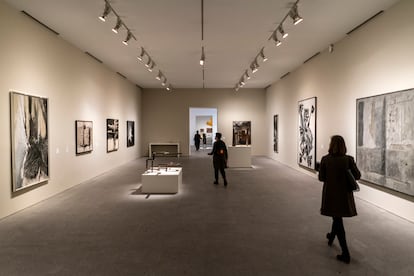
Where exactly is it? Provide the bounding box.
[161,77,167,86]
[289,4,303,25]
[250,61,259,74]
[122,31,132,45]
[98,2,111,22]
[148,61,155,72]
[272,32,282,46]
[259,48,268,62]
[278,25,288,39]
[245,70,251,80]
[156,71,163,80]
[166,84,172,91]
[137,47,145,61]
[200,46,205,66]
[145,58,152,68]
[112,18,122,34]
[235,84,240,92]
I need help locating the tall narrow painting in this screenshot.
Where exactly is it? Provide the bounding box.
[356,88,414,196]
[297,97,316,170]
[107,118,119,152]
[273,115,279,153]
[232,121,251,146]
[10,91,49,192]
[127,120,135,147]
[76,120,93,154]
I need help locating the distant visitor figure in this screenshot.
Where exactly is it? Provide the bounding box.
[318,135,361,264]
[208,132,228,187]
[202,133,207,147]
[194,130,201,151]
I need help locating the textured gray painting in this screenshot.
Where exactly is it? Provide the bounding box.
[298,97,316,170]
[356,89,414,196]
[11,91,49,192]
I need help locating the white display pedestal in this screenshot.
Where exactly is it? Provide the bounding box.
[148,143,180,158]
[142,167,182,194]
[227,146,251,167]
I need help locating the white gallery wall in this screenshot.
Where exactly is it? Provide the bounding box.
[0,2,142,219]
[266,0,414,222]
[142,88,266,156]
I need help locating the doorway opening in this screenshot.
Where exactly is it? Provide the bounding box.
[189,107,218,156]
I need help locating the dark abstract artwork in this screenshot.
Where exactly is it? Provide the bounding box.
[127,120,135,147]
[76,120,93,154]
[297,97,316,170]
[232,121,251,146]
[11,91,49,192]
[107,118,119,152]
[273,115,279,153]
[357,88,414,196]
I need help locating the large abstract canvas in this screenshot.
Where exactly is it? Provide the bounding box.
[107,118,119,152]
[232,121,251,146]
[76,120,93,154]
[356,88,414,196]
[297,97,316,170]
[10,91,49,192]
[273,115,279,153]
[127,120,135,147]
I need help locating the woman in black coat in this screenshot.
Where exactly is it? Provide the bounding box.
[208,132,228,186]
[318,135,361,264]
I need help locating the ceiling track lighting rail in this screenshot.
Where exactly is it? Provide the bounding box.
[98,0,173,91]
[234,0,302,91]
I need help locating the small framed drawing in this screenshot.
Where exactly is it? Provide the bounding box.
[127,120,135,147]
[10,91,49,192]
[76,120,93,154]
[107,118,119,152]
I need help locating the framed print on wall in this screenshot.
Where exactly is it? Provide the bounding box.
[356,88,414,197]
[273,115,278,153]
[232,121,251,146]
[297,97,316,170]
[76,120,93,154]
[107,118,119,152]
[10,91,49,192]
[126,120,135,147]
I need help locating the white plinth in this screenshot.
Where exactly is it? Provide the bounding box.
[227,146,251,167]
[142,167,182,194]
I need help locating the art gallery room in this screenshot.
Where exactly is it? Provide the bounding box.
[1,0,414,274]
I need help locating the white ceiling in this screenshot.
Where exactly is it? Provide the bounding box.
[5,0,400,89]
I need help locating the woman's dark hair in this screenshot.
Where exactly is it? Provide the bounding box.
[215,132,222,139]
[328,135,347,156]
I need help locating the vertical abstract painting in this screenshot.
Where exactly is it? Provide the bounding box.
[10,91,49,192]
[126,120,135,147]
[273,115,278,153]
[232,121,251,146]
[76,120,93,154]
[297,97,316,170]
[107,118,119,152]
[357,89,414,196]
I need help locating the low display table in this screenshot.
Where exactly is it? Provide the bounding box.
[227,145,251,167]
[141,167,182,194]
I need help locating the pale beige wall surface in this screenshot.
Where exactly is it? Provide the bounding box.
[266,0,414,222]
[142,88,266,156]
[0,2,142,219]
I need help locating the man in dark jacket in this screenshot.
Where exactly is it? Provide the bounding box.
[208,132,228,186]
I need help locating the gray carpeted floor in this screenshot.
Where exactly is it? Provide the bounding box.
[0,150,413,276]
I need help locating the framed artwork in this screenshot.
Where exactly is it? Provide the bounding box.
[107,118,119,152]
[76,120,93,154]
[127,120,135,147]
[273,115,278,153]
[297,97,316,170]
[356,88,414,196]
[10,91,49,192]
[232,121,251,146]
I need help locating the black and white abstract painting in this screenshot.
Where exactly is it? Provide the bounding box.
[76,120,93,154]
[127,120,135,147]
[107,118,119,152]
[232,121,251,146]
[298,97,316,170]
[357,88,414,196]
[11,91,49,192]
[273,115,278,153]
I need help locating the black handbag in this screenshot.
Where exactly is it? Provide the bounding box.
[346,169,360,192]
